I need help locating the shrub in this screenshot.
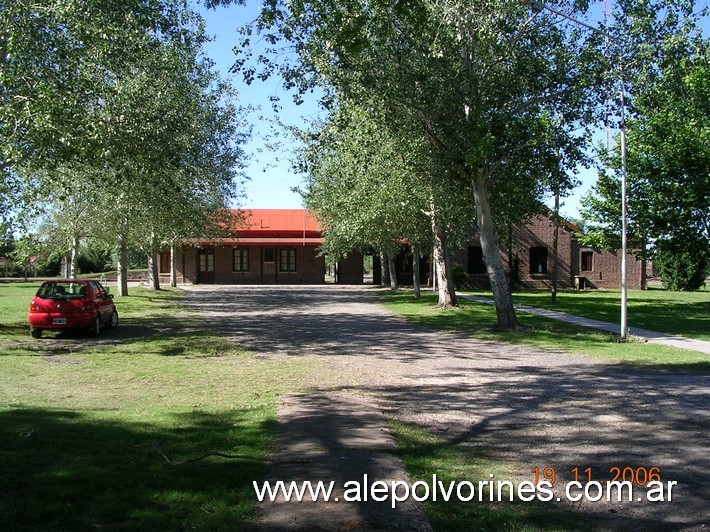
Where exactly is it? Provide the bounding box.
[653,237,710,291]
[452,263,468,290]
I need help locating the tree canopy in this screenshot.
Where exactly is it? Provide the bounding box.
[580,0,708,289]
[2,0,249,292]
[228,0,602,326]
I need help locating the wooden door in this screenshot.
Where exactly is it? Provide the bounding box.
[197,249,215,284]
[262,247,276,283]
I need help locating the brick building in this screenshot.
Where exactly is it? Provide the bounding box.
[452,214,646,290]
[165,209,364,285]
[165,209,644,289]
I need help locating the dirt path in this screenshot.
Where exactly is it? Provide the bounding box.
[183,285,709,530]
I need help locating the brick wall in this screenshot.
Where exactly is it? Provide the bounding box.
[176,247,197,284]
[512,218,574,289]
[337,252,364,284]
[450,214,647,291]
[174,245,325,284]
[453,215,576,289]
[574,245,646,290]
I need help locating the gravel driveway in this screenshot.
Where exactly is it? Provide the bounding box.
[183,285,709,530]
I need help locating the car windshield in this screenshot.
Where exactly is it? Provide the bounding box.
[37,282,87,300]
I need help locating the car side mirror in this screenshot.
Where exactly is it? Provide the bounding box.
[108,294,114,299]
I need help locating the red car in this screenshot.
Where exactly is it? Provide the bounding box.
[28,279,119,338]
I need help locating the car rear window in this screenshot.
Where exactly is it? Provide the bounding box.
[37,282,87,300]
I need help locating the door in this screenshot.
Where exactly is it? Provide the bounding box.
[262,247,276,283]
[197,249,215,284]
[92,281,114,322]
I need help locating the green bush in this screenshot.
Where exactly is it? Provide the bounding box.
[452,263,468,290]
[654,236,710,291]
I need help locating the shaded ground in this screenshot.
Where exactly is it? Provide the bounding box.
[183,285,709,530]
[259,392,432,531]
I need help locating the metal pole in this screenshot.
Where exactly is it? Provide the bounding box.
[619,76,628,339]
[531,0,628,339]
[531,1,616,40]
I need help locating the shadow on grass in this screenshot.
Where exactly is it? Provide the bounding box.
[379,292,610,344]
[391,421,582,531]
[504,290,710,340]
[379,292,710,368]
[1,313,243,359]
[616,360,710,372]
[0,407,274,530]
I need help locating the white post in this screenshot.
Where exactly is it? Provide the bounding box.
[530,0,629,339]
[619,78,628,340]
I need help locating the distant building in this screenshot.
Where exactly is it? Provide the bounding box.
[165,209,363,285]
[166,209,645,289]
[452,214,646,290]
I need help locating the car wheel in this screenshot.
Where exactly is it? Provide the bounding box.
[92,315,101,336]
[106,310,119,329]
[30,327,42,339]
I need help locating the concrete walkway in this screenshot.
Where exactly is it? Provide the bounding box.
[259,393,432,531]
[459,294,710,355]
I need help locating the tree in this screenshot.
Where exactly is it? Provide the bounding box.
[628,52,709,244]
[4,4,247,295]
[297,99,474,306]
[580,0,708,289]
[108,41,244,292]
[0,0,186,226]
[653,236,709,292]
[227,0,600,328]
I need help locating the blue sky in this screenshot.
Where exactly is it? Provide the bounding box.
[198,1,321,210]
[197,1,708,219]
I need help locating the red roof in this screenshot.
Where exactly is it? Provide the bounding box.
[210,237,324,247]
[237,209,322,236]
[198,209,324,247]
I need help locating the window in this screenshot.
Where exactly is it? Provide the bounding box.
[581,251,594,272]
[233,248,249,272]
[199,250,214,272]
[279,248,296,272]
[263,248,275,263]
[39,281,85,299]
[159,252,170,274]
[529,247,548,274]
[90,281,106,298]
[468,246,486,274]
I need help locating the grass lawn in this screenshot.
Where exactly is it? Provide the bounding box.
[4,282,703,530]
[488,286,709,341]
[0,282,330,530]
[379,291,709,370]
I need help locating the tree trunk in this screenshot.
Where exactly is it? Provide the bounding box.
[381,252,391,287]
[429,198,457,307]
[551,190,560,304]
[412,245,421,299]
[61,254,70,278]
[147,232,160,290]
[506,225,514,285]
[388,256,398,290]
[472,170,517,329]
[117,233,129,297]
[170,241,177,287]
[70,232,80,279]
